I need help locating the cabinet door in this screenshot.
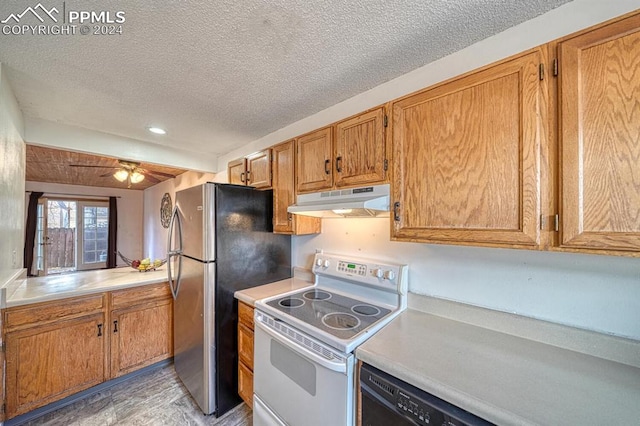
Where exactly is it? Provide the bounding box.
[335,108,386,187]
[238,360,253,408]
[296,127,334,193]
[272,140,322,235]
[392,50,542,247]
[246,149,272,189]
[228,158,247,185]
[238,323,254,370]
[110,298,173,378]
[5,313,106,418]
[559,14,640,253]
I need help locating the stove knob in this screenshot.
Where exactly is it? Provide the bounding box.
[383,270,396,280]
[373,268,383,278]
[315,258,323,267]
[323,260,330,268]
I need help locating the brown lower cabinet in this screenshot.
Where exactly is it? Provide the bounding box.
[3,282,173,419]
[110,283,173,378]
[237,301,254,408]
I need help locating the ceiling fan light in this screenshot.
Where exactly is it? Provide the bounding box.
[130,171,145,183]
[114,169,129,182]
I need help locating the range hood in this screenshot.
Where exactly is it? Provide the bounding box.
[288,184,390,218]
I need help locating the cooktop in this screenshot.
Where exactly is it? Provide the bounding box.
[265,288,392,340]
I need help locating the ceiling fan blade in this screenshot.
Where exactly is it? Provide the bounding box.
[144,173,161,184]
[69,164,118,169]
[146,170,176,178]
[99,172,114,177]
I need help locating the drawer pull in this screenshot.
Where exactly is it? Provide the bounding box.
[97,323,103,337]
[113,320,118,333]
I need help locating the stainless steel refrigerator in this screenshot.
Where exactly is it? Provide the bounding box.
[166,183,291,416]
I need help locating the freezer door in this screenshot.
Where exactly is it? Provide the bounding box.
[175,183,216,262]
[173,256,217,415]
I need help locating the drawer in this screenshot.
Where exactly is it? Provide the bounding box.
[238,301,254,329]
[238,360,254,408]
[238,323,254,370]
[5,294,106,331]
[110,282,171,309]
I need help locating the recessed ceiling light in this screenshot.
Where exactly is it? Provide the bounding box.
[147,126,166,135]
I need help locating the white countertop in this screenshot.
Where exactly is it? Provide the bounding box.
[4,267,168,308]
[234,276,314,307]
[356,294,640,426]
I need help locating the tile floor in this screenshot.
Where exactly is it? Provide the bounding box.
[20,364,252,426]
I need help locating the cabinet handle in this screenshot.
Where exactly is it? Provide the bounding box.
[97,323,103,337]
[240,172,245,183]
[336,156,342,173]
[288,213,292,221]
[393,202,401,222]
[324,159,330,175]
[246,170,251,183]
[113,320,118,333]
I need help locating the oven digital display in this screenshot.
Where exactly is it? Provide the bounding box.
[338,261,366,275]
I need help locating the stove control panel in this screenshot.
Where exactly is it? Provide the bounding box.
[337,261,367,276]
[312,253,407,294]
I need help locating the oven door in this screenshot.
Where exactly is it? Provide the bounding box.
[253,313,355,426]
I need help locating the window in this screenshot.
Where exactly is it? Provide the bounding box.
[78,202,109,270]
[34,198,109,275]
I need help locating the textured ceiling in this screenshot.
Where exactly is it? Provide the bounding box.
[26,145,187,190]
[1,0,570,157]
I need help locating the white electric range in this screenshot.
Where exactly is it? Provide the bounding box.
[253,252,408,426]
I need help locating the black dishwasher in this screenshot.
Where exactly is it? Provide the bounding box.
[360,363,494,426]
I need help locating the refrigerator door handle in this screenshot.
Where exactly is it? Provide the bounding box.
[167,206,184,299]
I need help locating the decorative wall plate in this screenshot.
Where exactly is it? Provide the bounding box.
[161,193,172,228]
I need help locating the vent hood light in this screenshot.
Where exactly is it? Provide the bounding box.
[147,126,166,135]
[288,184,390,218]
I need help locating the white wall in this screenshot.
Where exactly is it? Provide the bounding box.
[292,219,640,341]
[142,170,219,261]
[0,64,25,271]
[25,181,144,267]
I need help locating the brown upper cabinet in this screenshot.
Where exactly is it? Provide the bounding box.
[334,108,387,188]
[296,127,334,193]
[228,149,272,189]
[557,13,640,254]
[272,140,321,235]
[391,49,544,248]
[296,107,388,194]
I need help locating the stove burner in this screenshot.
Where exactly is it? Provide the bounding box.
[351,304,381,316]
[303,290,332,301]
[278,297,305,308]
[322,313,361,330]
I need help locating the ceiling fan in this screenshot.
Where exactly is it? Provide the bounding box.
[69,160,176,188]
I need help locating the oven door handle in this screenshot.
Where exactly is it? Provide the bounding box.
[256,320,348,374]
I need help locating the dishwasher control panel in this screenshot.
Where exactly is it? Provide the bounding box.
[360,363,494,426]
